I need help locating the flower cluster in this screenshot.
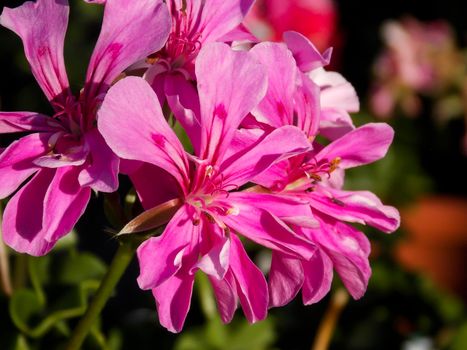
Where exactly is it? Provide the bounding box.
[0,0,399,333]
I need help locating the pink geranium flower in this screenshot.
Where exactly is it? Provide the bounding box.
[246,42,400,306]
[98,43,316,332]
[0,0,170,256]
[139,0,256,142]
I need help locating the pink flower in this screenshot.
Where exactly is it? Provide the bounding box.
[140,0,256,145]
[98,43,316,332]
[0,0,170,256]
[283,31,359,140]
[246,42,400,306]
[245,0,338,51]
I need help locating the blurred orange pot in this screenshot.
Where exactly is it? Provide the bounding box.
[396,196,467,300]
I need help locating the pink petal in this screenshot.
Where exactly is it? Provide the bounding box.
[250,42,297,128]
[84,0,170,100]
[294,74,321,137]
[222,194,315,260]
[0,133,50,199]
[137,205,199,290]
[152,273,195,333]
[2,169,56,256]
[302,249,333,304]
[229,234,268,323]
[0,0,71,103]
[0,112,61,134]
[230,192,318,229]
[2,167,90,256]
[218,24,257,43]
[186,0,255,44]
[310,187,400,233]
[268,252,304,307]
[221,125,311,188]
[196,43,267,163]
[283,31,332,72]
[42,166,91,242]
[78,129,119,193]
[309,219,371,300]
[315,123,395,169]
[126,161,181,210]
[209,270,238,323]
[164,74,201,153]
[197,223,230,280]
[98,77,190,191]
[319,108,355,140]
[310,68,359,113]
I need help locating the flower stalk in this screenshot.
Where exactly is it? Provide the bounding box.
[66,241,136,350]
[311,288,349,350]
[0,203,13,296]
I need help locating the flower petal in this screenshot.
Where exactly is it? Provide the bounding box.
[136,205,199,290]
[164,74,202,154]
[315,123,395,169]
[209,270,238,323]
[310,187,400,233]
[0,112,61,134]
[250,42,297,128]
[183,0,255,44]
[0,0,71,103]
[84,0,170,100]
[229,234,268,323]
[196,43,267,163]
[283,31,332,72]
[98,76,190,190]
[0,133,51,199]
[42,166,91,242]
[125,161,181,210]
[197,223,230,280]
[2,166,90,256]
[294,74,321,137]
[308,219,371,300]
[222,194,315,260]
[2,169,56,256]
[78,129,119,193]
[301,249,333,304]
[152,273,195,333]
[319,108,355,140]
[221,125,311,188]
[268,251,304,307]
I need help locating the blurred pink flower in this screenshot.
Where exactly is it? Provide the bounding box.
[245,0,338,52]
[0,0,170,255]
[371,18,465,119]
[98,43,316,332]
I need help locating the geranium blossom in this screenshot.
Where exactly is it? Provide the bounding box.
[98,43,317,332]
[245,42,400,306]
[0,0,170,255]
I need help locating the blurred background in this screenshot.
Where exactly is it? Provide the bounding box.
[0,0,466,349]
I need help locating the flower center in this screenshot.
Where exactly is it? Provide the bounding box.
[186,164,239,226]
[273,156,342,192]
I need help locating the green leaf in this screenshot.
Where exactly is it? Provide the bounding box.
[450,322,467,350]
[228,318,276,350]
[57,253,107,285]
[9,289,44,334]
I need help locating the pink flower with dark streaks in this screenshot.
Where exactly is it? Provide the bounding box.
[246,42,400,306]
[0,0,170,256]
[98,43,316,332]
[138,0,256,144]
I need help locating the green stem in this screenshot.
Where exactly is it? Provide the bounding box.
[66,242,136,350]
